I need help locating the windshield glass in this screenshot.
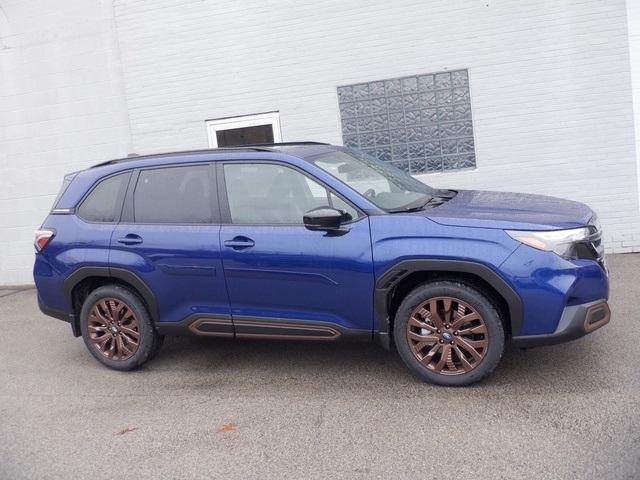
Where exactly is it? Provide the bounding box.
[308,149,435,211]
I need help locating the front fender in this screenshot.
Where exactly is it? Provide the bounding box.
[370,215,522,342]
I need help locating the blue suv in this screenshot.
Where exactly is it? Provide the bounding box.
[34,142,610,385]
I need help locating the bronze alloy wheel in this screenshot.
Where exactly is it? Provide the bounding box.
[406,296,489,375]
[87,298,140,361]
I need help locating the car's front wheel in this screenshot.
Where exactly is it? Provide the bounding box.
[393,280,504,386]
[79,284,160,370]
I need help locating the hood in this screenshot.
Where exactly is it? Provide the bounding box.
[424,190,594,230]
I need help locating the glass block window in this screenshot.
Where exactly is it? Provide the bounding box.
[337,70,476,174]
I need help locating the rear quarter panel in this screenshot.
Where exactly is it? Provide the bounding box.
[34,214,114,312]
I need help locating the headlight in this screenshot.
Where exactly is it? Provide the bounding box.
[505,227,596,259]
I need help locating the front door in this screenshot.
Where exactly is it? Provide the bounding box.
[218,161,374,339]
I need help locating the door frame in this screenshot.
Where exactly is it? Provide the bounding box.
[205,112,283,148]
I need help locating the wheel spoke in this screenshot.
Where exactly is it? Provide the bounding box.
[99,301,113,321]
[450,312,480,330]
[408,316,437,333]
[420,343,441,365]
[107,300,118,318]
[442,298,452,323]
[120,331,138,348]
[455,337,484,361]
[456,324,487,336]
[112,302,127,320]
[428,300,444,328]
[453,345,473,372]
[119,326,139,339]
[90,333,110,345]
[91,307,110,325]
[407,331,438,343]
[118,335,133,355]
[431,345,451,372]
[111,334,122,359]
[462,338,487,349]
[88,324,108,333]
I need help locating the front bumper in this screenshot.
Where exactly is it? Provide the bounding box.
[511,299,610,348]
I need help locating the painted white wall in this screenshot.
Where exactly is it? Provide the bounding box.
[628,0,640,230]
[0,0,638,285]
[0,0,132,284]
[113,0,639,250]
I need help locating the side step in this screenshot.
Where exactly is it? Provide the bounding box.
[232,318,340,340]
[155,315,372,342]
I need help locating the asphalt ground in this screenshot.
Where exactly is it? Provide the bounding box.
[1,254,639,479]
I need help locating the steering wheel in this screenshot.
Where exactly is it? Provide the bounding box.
[363,188,376,199]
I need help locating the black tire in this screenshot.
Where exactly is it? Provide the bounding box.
[147,334,165,362]
[393,280,504,386]
[79,284,160,371]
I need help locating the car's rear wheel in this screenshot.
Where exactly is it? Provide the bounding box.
[393,280,504,386]
[80,285,160,370]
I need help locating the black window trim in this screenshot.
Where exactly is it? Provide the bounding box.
[76,170,133,224]
[121,162,221,225]
[216,159,366,227]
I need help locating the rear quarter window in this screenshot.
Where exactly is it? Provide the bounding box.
[51,173,77,210]
[77,172,131,223]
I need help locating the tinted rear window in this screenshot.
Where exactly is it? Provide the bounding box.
[133,165,212,223]
[77,172,131,222]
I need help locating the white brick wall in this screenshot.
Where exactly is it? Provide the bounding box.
[113,0,639,249]
[0,0,132,284]
[0,0,638,284]
[628,0,640,255]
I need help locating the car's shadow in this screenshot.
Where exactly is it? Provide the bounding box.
[141,331,617,395]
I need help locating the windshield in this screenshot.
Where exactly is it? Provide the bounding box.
[308,149,436,211]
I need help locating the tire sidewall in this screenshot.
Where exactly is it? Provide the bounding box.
[80,285,156,371]
[393,281,504,386]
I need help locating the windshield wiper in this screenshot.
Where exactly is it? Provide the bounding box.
[387,196,434,213]
[387,190,457,213]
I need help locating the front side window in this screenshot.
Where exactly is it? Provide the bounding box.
[133,165,212,223]
[223,163,358,224]
[78,172,130,222]
[309,149,435,212]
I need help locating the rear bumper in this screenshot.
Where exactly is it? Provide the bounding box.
[511,299,610,348]
[38,300,80,337]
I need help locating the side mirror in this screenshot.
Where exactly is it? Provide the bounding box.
[303,207,348,232]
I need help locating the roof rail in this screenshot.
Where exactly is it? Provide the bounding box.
[90,146,274,169]
[242,141,329,147]
[90,142,331,169]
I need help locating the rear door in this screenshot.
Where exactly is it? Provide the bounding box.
[110,163,231,333]
[218,161,374,339]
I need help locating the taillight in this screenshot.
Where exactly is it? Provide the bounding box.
[34,229,55,252]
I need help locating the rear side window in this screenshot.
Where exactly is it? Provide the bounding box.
[77,172,130,222]
[133,165,212,223]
